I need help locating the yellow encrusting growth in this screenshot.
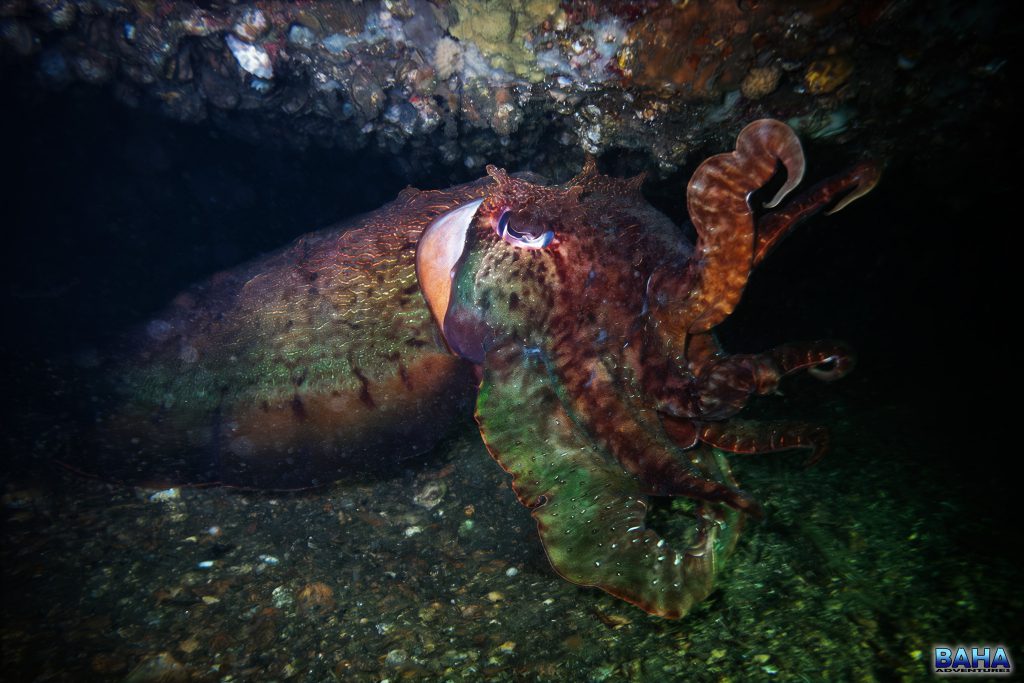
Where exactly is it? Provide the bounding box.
[449,0,560,81]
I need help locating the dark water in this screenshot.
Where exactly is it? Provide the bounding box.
[1,72,1019,681]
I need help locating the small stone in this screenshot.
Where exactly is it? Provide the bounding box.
[505,566,519,577]
[384,649,408,666]
[232,8,268,42]
[497,641,516,655]
[148,488,179,502]
[124,652,189,683]
[596,612,631,628]
[200,595,219,605]
[178,638,199,654]
[271,585,294,609]
[288,24,316,48]
[225,34,273,79]
[486,591,504,602]
[258,554,280,565]
[413,480,447,509]
[562,633,584,651]
[418,602,444,622]
[804,55,853,95]
[322,33,354,55]
[296,582,334,612]
[741,65,781,100]
[404,525,423,537]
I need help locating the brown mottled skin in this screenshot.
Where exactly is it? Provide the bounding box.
[83,180,498,487]
[75,120,879,617]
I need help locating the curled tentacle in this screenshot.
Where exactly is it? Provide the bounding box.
[754,161,883,266]
[694,353,781,420]
[650,119,806,348]
[699,419,830,465]
[547,330,758,514]
[684,340,854,420]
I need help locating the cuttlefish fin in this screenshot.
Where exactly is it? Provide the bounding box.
[475,344,743,619]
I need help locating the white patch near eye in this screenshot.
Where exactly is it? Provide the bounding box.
[416,198,483,331]
[496,209,554,249]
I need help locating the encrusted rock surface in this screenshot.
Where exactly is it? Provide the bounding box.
[0,0,1013,178]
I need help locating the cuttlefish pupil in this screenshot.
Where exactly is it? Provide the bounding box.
[496,209,554,249]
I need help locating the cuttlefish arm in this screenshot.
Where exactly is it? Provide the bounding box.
[654,119,805,340]
[476,343,744,619]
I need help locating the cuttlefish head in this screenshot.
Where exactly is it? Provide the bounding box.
[416,163,679,366]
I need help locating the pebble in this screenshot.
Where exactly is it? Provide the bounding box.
[258,554,280,565]
[148,488,179,502]
[271,585,294,609]
[123,652,188,683]
[505,566,519,577]
[232,8,268,42]
[413,480,447,509]
[384,649,408,666]
[296,582,334,610]
[225,34,273,79]
[288,24,316,48]
[403,525,423,537]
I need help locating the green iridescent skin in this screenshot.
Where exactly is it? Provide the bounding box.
[86,120,876,618]
[477,344,744,618]
[438,122,876,618]
[437,164,753,618]
[90,182,488,488]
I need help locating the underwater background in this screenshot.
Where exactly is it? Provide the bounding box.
[1,1,1020,681]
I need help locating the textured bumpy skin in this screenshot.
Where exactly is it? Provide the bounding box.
[477,345,744,618]
[76,120,878,618]
[81,181,499,488]
[432,121,877,617]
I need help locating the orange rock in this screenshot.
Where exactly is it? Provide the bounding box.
[297,582,335,611]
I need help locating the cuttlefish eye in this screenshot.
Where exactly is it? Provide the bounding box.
[496,209,554,249]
